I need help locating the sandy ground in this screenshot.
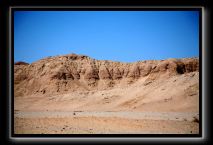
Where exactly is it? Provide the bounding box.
[14,111,199,134]
[14,72,199,134]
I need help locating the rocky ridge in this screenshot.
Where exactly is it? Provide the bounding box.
[14,53,199,97]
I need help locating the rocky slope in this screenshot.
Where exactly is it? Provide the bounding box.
[14,53,199,98]
[14,54,200,134]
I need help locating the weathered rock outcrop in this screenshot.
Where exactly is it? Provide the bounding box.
[14,53,199,97]
[14,61,29,65]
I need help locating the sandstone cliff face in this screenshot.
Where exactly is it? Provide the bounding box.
[14,53,199,97]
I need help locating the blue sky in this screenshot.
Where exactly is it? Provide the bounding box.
[14,11,199,63]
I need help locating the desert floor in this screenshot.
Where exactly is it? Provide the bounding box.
[14,111,199,134]
[14,72,199,134]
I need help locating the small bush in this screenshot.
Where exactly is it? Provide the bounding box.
[192,116,199,123]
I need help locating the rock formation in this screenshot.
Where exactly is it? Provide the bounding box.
[14,53,199,97]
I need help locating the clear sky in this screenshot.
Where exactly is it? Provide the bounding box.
[14,11,199,63]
